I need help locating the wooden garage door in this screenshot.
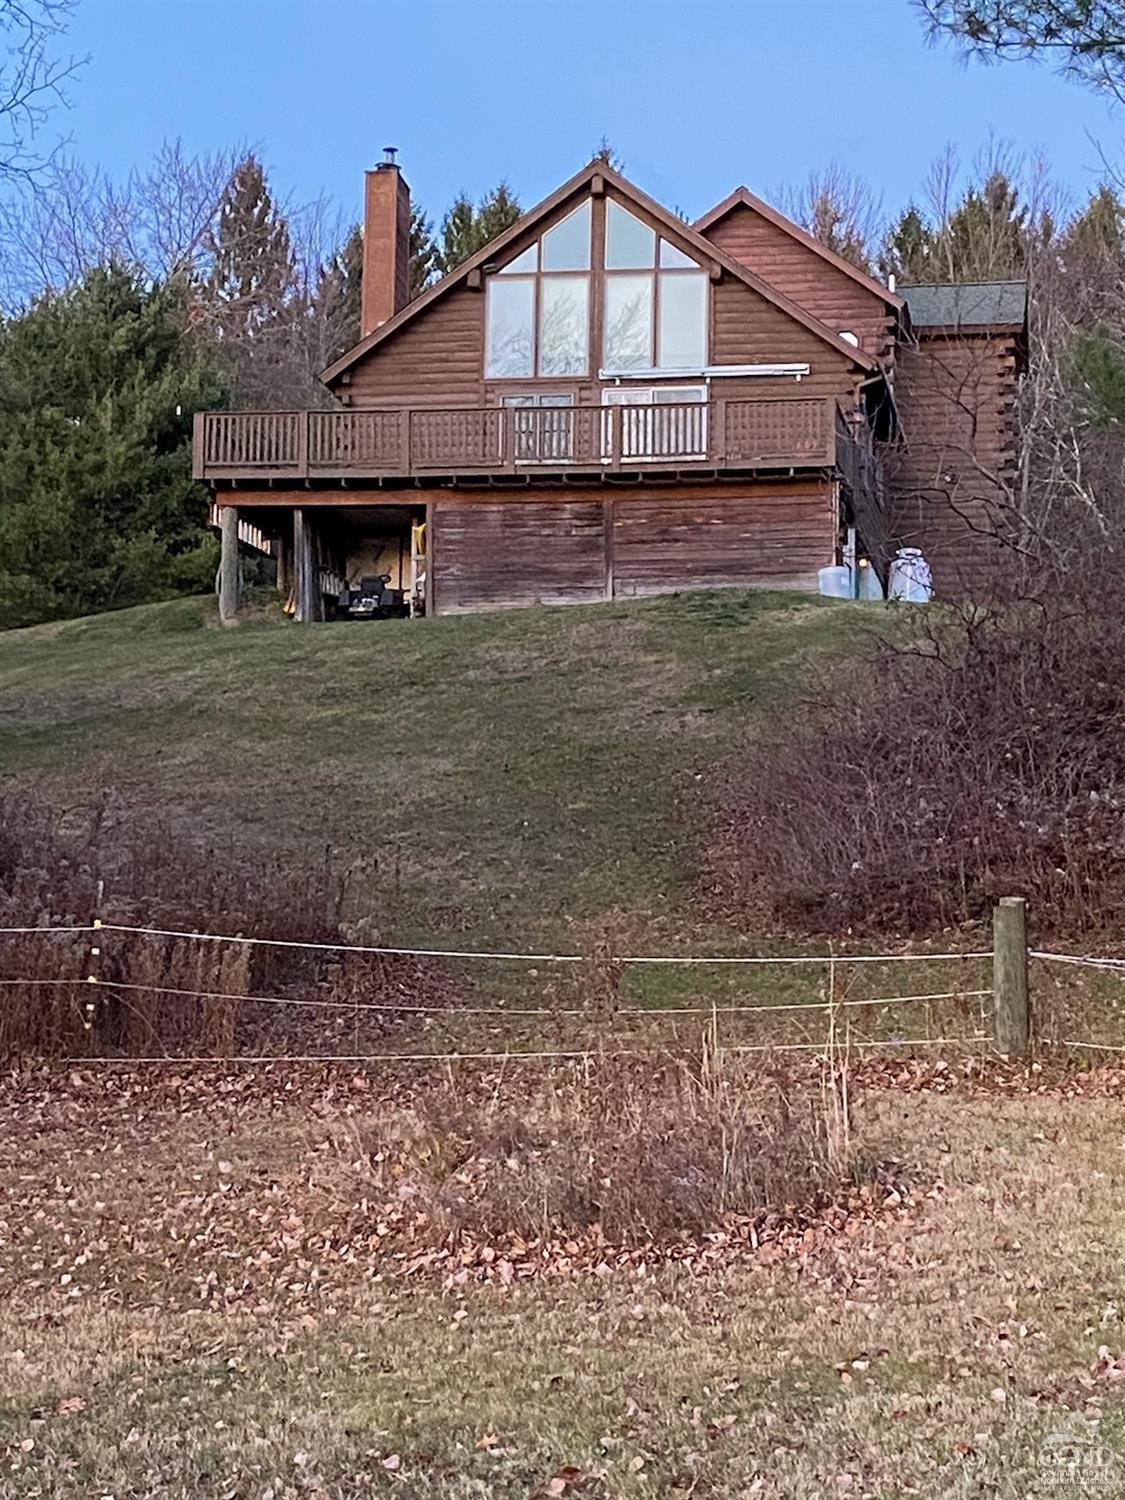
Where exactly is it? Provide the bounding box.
[433,500,607,613]
[612,487,832,597]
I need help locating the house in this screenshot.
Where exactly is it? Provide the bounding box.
[194,155,1026,621]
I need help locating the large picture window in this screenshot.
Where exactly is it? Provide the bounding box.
[603,202,708,373]
[484,197,710,381]
[485,202,591,379]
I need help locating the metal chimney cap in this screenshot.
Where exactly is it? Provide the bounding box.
[382,146,399,165]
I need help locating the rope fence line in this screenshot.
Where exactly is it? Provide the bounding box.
[1030,950,1125,972]
[0,974,996,1019]
[0,919,993,967]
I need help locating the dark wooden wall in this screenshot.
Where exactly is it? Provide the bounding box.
[702,202,895,362]
[887,330,1021,595]
[430,480,835,613]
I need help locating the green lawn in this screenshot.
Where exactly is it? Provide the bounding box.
[0,589,878,951]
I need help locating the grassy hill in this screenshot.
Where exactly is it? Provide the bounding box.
[0,589,877,952]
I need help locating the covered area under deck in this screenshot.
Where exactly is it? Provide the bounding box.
[215,500,428,624]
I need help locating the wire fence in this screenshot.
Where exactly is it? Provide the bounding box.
[3,915,1124,1067]
[0,917,997,1066]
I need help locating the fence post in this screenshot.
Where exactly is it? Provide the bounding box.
[993,896,1029,1056]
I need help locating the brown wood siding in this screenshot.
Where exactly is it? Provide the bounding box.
[344,282,485,408]
[703,203,894,361]
[432,499,606,612]
[612,484,834,596]
[887,331,1019,596]
[711,276,860,402]
[431,480,835,612]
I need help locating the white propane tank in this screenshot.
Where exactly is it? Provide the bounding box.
[888,548,933,603]
[818,564,853,598]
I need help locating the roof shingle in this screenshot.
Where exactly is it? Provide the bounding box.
[900,281,1027,330]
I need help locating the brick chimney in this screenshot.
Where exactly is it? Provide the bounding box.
[361,148,411,337]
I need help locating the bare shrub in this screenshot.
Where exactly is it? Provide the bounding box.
[340,1054,841,1243]
[711,584,1125,939]
[0,790,450,1058]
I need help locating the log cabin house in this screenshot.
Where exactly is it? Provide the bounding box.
[194,154,1026,620]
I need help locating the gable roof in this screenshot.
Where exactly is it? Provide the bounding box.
[694,185,903,312]
[900,281,1027,331]
[322,161,878,387]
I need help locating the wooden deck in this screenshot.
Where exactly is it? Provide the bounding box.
[193,398,840,483]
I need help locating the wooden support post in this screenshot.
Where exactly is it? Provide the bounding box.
[275,527,292,597]
[993,896,1029,1056]
[293,508,321,623]
[218,505,240,624]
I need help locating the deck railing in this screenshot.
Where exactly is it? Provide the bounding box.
[193,397,840,481]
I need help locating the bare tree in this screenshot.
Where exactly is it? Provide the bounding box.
[0,140,243,308]
[0,0,83,182]
[779,165,883,271]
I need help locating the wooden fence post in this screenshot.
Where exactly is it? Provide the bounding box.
[993,896,1029,1056]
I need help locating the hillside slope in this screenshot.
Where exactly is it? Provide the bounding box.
[0,590,876,950]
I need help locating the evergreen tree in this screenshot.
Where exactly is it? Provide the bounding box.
[1066,184,1125,264]
[409,204,440,295]
[0,265,224,628]
[1070,325,1125,427]
[315,222,363,365]
[593,136,625,172]
[198,154,301,404]
[881,204,936,282]
[934,170,1030,280]
[438,181,522,273]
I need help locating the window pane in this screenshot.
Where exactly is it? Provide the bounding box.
[539,276,589,375]
[606,200,656,268]
[486,278,535,377]
[657,272,707,368]
[541,201,591,271]
[653,386,706,403]
[497,244,537,275]
[604,274,653,369]
[659,239,697,269]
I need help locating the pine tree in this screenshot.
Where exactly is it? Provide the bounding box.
[315,223,363,365]
[882,205,936,283]
[932,171,1030,281]
[198,154,301,404]
[0,266,224,628]
[593,136,625,172]
[409,204,440,296]
[1066,184,1125,265]
[438,181,522,273]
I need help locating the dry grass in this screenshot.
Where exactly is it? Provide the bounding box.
[330,1054,842,1244]
[2,1060,1125,1497]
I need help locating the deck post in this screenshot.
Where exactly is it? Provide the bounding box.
[218,505,240,624]
[293,508,322,623]
[992,896,1030,1057]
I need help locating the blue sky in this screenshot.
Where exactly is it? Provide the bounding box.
[62,0,1121,230]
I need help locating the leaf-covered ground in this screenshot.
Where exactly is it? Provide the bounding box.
[2,1058,1124,1498]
